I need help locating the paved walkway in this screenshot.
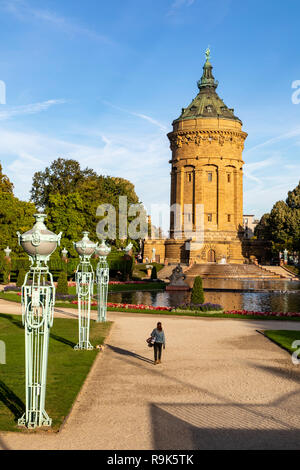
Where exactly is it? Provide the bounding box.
[1,300,300,449]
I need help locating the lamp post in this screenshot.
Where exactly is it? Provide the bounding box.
[96,240,111,323]
[17,213,62,429]
[74,232,97,350]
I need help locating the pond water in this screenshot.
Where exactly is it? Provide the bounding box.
[108,279,300,313]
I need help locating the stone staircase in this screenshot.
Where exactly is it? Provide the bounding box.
[158,263,284,284]
[185,263,282,285]
[261,265,299,280]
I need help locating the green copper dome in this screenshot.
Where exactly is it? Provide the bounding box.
[174,48,242,125]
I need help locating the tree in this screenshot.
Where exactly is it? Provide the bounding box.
[191,276,204,304]
[46,192,87,257]
[32,158,142,250]
[0,164,14,193]
[30,158,97,208]
[255,181,300,253]
[0,192,36,254]
[286,181,300,209]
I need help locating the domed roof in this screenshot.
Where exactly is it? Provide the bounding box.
[173,48,242,125]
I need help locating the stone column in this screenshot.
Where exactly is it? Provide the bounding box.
[218,166,226,230]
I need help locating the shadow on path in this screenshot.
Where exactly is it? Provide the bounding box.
[106,344,154,364]
[150,403,300,450]
[54,308,78,319]
[0,380,25,421]
[0,435,9,450]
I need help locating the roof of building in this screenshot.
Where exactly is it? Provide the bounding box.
[173,48,242,125]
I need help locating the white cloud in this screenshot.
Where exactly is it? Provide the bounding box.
[1,0,112,43]
[0,127,171,230]
[244,157,279,184]
[244,126,300,155]
[170,0,195,9]
[167,0,195,16]
[0,99,66,121]
[102,100,168,132]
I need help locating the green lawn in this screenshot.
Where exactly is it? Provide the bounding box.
[0,313,112,432]
[264,330,300,354]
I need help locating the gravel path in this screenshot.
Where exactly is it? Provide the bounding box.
[1,302,300,450]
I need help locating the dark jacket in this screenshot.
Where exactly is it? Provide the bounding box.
[151,328,165,346]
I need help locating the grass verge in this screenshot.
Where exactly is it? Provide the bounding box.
[0,313,112,432]
[264,330,300,354]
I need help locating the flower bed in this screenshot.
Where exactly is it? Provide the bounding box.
[4,285,20,292]
[70,301,171,311]
[56,293,77,301]
[107,302,171,311]
[225,310,300,318]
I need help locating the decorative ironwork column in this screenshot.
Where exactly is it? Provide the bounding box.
[17,213,62,429]
[74,232,97,350]
[96,240,111,323]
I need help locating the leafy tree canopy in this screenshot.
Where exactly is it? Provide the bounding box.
[0,164,14,193]
[0,192,36,255]
[34,158,142,253]
[286,181,300,209]
[30,158,97,208]
[255,181,300,252]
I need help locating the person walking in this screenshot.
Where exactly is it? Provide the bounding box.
[151,322,165,365]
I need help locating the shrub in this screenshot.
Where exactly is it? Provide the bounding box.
[177,302,223,312]
[151,266,157,280]
[16,268,26,287]
[56,271,68,295]
[191,276,204,304]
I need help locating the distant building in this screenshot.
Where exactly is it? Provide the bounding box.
[243,215,259,239]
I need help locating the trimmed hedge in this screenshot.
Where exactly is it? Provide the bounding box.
[0,251,134,283]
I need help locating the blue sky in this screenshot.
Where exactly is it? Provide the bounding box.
[0,0,300,231]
